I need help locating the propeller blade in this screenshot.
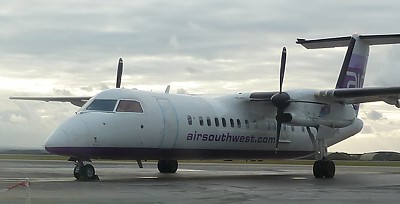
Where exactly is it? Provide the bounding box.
[275,120,282,154]
[272,47,288,154]
[116,58,123,88]
[279,47,287,93]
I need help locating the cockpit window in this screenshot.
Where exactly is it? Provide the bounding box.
[86,99,117,112]
[116,100,144,113]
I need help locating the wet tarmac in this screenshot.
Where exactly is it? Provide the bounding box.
[0,159,399,203]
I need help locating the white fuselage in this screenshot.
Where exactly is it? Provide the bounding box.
[44,89,363,160]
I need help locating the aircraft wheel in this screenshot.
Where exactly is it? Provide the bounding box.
[73,165,83,180]
[74,163,98,181]
[322,160,335,178]
[83,164,96,180]
[158,160,178,173]
[313,160,324,178]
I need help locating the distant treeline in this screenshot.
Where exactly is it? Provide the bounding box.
[0,148,50,155]
[303,152,400,161]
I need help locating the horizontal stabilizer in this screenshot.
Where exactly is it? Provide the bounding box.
[297,34,400,49]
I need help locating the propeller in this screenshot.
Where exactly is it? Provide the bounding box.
[279,47,286,93]
[116,58,123,88]
[271,47,291,153]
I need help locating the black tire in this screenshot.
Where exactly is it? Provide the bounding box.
[83,164,96,180]
[158,160,178,173]
[313,160,324,178]
[167,160,178,173]
[157,160,167,173]
[322,160,335,179]
[73,165,82,180]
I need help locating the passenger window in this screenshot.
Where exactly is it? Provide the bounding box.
[302,126,305,132]
[253,120,258,129]
[230,118,234,128]
[222,118,227,127]
[237,119,241,128]
[291,126,295,131]
[267,121,271,130]
[215,118,220,127]
[187,115,192,125]
[86,99,117,112]
[199,116,204,126]
[245,120,250,129]
[116,100,144,113]
[272,122,276,130]
[206,117,211,126]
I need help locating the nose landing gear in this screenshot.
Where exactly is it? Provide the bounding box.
[71,158,99,181]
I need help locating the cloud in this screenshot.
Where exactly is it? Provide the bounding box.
[185,66,202,74]
[187,21,204,32]
[9,114,27,123]
[360,125,374,134]
[169,35,180,50]
[365,110,384,120]
[176,88,190,94]
[52,89,73,96]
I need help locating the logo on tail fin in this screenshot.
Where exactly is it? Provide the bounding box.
[345,69,364,88]
[337,54,367,89]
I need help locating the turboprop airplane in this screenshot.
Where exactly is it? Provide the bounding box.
[10,33,400,181]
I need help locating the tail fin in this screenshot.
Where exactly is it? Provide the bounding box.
[335,35,367,89]
[297,33,400,114]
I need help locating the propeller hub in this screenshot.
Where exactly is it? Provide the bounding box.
[271,92,290,110]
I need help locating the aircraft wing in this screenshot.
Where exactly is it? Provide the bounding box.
[316,87,400,107]
[9,96,92,107]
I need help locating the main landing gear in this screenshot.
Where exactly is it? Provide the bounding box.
[313,138,335,178]
[157,160,178,173]
[313,158,335,178]
[306,127,336,179]
[70,158,99,181]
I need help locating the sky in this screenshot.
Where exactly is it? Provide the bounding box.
[1,0,400,153]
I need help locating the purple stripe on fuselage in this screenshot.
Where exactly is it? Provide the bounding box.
[45,147,314,160]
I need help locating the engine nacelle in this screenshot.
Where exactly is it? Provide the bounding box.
[282,111,354,128]
[282,90,356,128]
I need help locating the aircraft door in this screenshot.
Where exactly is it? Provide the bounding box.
[157,98,178,148]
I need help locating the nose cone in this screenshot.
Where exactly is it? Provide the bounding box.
[44,116,89,155]
[44,128,70,153]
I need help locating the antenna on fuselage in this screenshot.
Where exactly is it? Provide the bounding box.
[116,58,123,88]
[165,85,171,93]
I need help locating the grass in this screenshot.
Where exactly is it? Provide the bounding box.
[0,154,399,167]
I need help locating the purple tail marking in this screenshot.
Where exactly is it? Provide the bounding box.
[335,37,368,114]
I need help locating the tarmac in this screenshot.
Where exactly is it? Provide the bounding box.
[0,159,399,204]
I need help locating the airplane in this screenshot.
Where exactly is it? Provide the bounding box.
[10,33,400,181]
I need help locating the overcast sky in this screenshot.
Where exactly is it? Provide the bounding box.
[1,1,400,153]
